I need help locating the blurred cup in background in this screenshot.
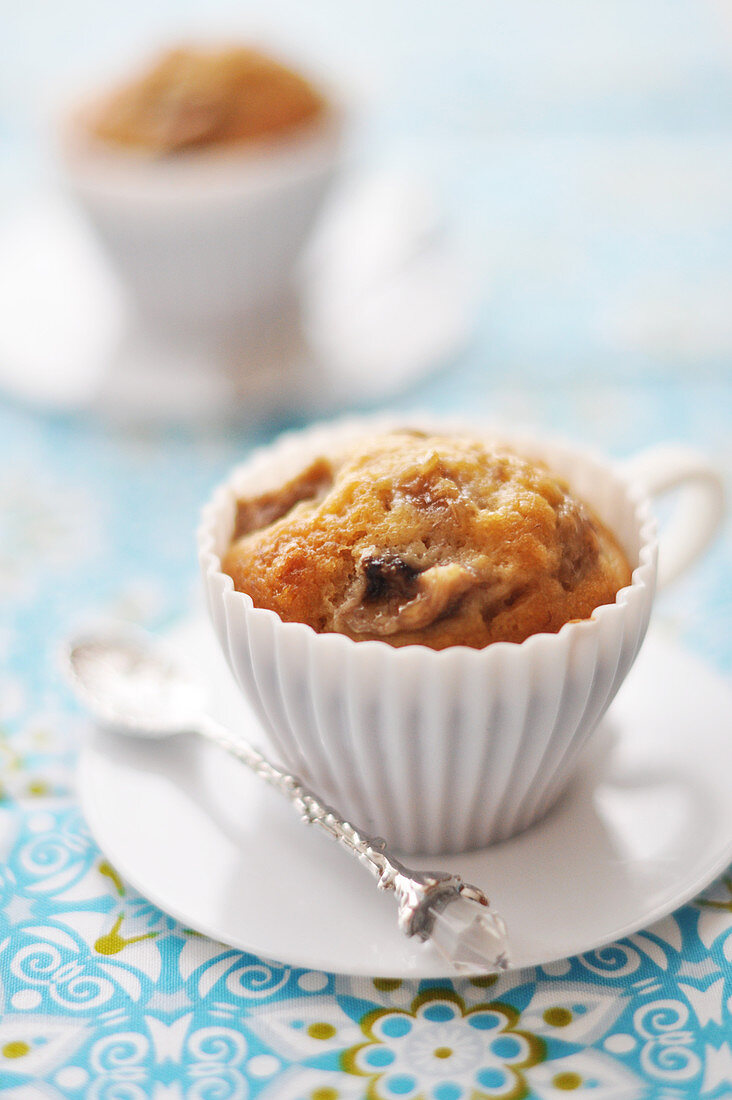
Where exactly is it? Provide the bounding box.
[58,44,345,341]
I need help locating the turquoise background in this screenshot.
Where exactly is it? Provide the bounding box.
[1,1,730,1096]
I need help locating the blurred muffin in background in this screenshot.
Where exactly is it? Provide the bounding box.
[84,45,326,154]
[61,43,343,336]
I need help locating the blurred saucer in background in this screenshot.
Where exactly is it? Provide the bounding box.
[0,173,475,424]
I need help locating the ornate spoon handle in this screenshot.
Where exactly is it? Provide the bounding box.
[197,714,510,970]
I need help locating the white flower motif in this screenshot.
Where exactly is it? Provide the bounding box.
[335,968,535,1015]
[342,989,544,1099]
[633,999,702,1083]
[178,937,234,983]
[696,876,732,955]
[183,1027,249,1100]
[256,1066,368,1100]
[0,475,102,603]
[85,1031,150,1099]
[646,912,683,953]
[0,675,25,722]
[244,996,361,1061]
[678,978,726,1029]
[578,943,642,979]
[528,1049,644,1099]
[224,960,291,1001]
[0,1013,89,1084]
[701,1042,732,1096]
[519,981,628,1045]
[90,1031,149,1075]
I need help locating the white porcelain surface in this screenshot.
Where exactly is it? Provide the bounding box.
[62,111,343,331]
[0,185,472,421]
[78,620,732,977]
[199,417,662,853]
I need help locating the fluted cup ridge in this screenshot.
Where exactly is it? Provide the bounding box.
[198,414,682,854]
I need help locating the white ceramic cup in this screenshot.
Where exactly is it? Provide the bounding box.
[198,417,724,855]
[60,107,344,337]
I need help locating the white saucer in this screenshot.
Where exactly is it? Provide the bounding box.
[0,175,474,423]
[78,621,732,977]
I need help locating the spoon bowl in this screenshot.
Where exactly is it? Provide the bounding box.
[66,628,206,737]
[64,624,510,972]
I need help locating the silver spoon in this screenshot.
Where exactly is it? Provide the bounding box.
[64,626,510,973]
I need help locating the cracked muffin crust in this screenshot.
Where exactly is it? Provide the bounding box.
[222,431,632,649]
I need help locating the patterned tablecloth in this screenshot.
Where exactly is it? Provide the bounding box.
[2,1,732,1096]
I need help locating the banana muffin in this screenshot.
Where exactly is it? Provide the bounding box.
[222,430,632,649]
[83,44,326,153]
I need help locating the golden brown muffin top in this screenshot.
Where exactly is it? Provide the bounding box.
[84,45,326,153]
[222,431,632,649]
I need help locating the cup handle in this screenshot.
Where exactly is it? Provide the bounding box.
[622,445,725,590]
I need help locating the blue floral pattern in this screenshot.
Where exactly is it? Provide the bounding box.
[2,0,732,1088]
[0,802,731,1095]
[0,377,730,1093]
